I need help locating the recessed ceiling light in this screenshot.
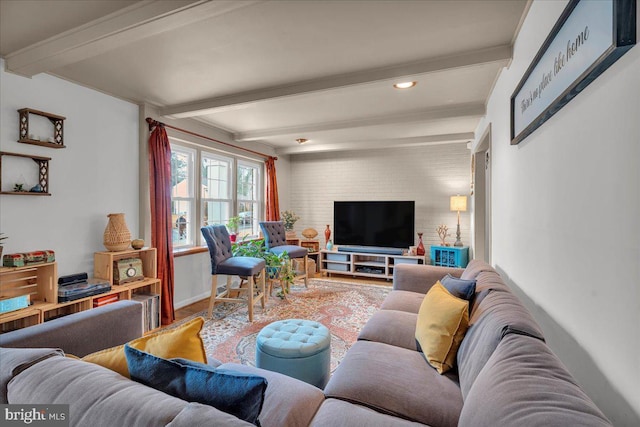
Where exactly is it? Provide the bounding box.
[296,138,308,144]
[393,81,417,89]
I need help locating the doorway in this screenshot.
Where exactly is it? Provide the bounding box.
[473,125,492,263]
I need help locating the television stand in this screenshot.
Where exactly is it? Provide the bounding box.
[320,247,425,280]
[337,246,404,256]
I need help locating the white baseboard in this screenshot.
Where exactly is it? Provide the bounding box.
[174,291,210,310]
[173,277,241,310]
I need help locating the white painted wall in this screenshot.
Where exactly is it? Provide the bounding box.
[0,59,139,277]
[288,143,471,254]
[473,1,640,424]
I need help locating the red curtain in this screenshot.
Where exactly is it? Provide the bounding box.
[148,122,175,325]
[265,157,280,221]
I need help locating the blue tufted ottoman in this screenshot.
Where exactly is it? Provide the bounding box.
[256,319,331,388]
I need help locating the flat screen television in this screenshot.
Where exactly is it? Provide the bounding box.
[333,201,415,249]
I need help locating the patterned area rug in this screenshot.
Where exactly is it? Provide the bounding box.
[190,278,390,371]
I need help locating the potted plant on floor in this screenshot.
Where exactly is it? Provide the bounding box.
[232,238,294,299]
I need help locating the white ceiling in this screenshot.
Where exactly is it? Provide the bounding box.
[0,0,529,155]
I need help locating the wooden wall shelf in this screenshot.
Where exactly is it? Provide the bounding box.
[18,108,66,149]
[0,151,51,196]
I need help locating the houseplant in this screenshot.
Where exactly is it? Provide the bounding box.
[281,210,300,237]
[227,216,241,243]
[232,238,295,299]
[0,233,6,259]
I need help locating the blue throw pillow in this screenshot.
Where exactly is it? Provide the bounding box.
[124,344,267,425]
[440,274,476,301]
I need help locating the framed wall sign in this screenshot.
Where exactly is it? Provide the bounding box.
[511,0,636,145]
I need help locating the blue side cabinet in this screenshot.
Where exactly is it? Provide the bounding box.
[430,246,469,268]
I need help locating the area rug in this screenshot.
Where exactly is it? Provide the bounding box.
[188,278,390,371]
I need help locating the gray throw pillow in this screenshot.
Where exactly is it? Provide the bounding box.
[441,274,476,301]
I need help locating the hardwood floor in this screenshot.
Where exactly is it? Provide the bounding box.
[175,298,209,321]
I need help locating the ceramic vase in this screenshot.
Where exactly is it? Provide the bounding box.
[103,213,131,251]
[324,225,331,245]
[416,232,425,256]
[326,240,333,251]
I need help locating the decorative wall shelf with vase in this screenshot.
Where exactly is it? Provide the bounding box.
[0,151,51,196]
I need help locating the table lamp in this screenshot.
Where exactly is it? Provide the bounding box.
[450,195,467,247]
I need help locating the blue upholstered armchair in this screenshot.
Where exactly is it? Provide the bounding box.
[201,225,266,322]
[259,221,309,287]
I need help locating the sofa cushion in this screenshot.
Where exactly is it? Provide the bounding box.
[324,340,463,427]
[218,362,325,427]
[380,290,425,313]
[393,264,464,294]
[7,355,190,426]
[441,274,476,301]
[310,398,428,427]
[0,347,63,403]
[125,345,266,425]
[457,290,545,398]
[358,309,418,351]
[82,316,206,377]
[460,259,497,280]
[415,281,469,374]
[459,334,611,427]
[167,403,253,426]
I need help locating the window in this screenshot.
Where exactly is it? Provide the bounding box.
[170,141,263,248]
[202,153,232,228]
[171,146,195,248]
[237,161,261,239]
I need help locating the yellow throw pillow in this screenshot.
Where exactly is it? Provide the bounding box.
[82,317,207,377]
[415,281,469,374]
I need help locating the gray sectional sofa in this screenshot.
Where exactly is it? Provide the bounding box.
[0,260,611,426]
[318,260,612,427]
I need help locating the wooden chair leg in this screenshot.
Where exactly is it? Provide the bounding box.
[303,254,309,287]
[259,269,266,309]
[207,275,217,318]
[247,275,254,322]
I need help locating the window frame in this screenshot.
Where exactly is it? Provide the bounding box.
[236,159,263,239]
[170,145,196,249]
[169,138,264,249]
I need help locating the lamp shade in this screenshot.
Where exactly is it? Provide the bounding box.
[450,195,467,212]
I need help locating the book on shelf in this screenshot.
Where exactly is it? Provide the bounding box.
[131,292,160,333]
[93,294,119,308]
[0,294,30,314]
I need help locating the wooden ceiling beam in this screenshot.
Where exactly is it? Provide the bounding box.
[234,103,485,142]
[5,0,258,77]
[159,45,510,119]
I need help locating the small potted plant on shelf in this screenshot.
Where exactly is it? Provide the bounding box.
[0,233,7,259]
[280,210,300,238]
[227,216,241,243]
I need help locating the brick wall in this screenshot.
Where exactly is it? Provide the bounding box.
[287,143,471,257]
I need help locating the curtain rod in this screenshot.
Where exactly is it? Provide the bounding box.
[146,117,277,161]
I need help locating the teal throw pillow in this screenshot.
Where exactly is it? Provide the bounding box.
[441,274,476,301]
[124,344,267,425]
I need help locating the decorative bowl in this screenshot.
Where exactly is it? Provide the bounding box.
[301,228,318,239]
